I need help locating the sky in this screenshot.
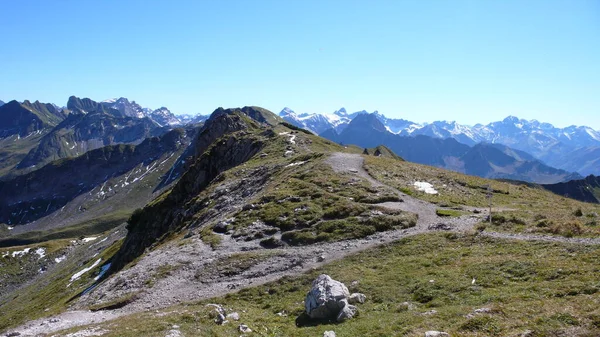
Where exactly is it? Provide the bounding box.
[1,0,599,128]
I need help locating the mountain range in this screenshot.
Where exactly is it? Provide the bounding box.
[280,107,600,176]
[0,96,209,177]
[2,104,600,337]
[322,114,581,184]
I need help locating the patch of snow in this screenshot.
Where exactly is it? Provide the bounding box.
[414,181,438,194]
[35,247,46,259]
[70,258,102,282]
[286,161,307,167]
[55,255,67,263]
[278,132,296,144]
[7,226,13,230]
[11,248,32,258]
[82,237,97,243]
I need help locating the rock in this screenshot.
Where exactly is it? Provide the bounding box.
[336,299,358,322]
[227,312,240,321]
[397,301,417,312]
[215,313,227,325]
[324,331,336,337]
[242,203,255,211]
[348,293,366,304]
[425,331,449,337]
[474,307,492,314]
[428,223,452,231]
[422,309,437,316]
[521,330,535,337]
[238,324,252,333]
[165,330,183,337]
[5,333,21,337]
[212,222,228,233]
[260,153,268,158]
[317,255,326,262]
[305,274,358,322]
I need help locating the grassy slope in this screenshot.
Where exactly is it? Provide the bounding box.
[0,131,47,178]
[56,232,600,337]
[364,156,600,237]
[0,235,123,331]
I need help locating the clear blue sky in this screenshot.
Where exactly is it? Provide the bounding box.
[1,0,599,128]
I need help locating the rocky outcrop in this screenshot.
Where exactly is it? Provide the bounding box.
[305,274,364,322]
[109,108,271,273]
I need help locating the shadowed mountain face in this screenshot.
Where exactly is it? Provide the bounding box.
[109,106,275,272]
[322,114,581,184]
[0,100,68,138]
[543,175,600,204]
[0,128,194,226]
[17,97,167,170]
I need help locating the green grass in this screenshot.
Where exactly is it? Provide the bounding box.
[54,232,600,336]
[229,161,416,244]
[364,155,600,237]
[0,237,124,331]
[435,209,465,217]
[0,210,130,248]
[199,226,222,249]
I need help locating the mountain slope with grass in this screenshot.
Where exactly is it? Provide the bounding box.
[0,127,195,229]
[2,106,600,337]
[543,175,600,204]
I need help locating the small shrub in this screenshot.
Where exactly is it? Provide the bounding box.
[475,223,487,232]
[551,313,580,326]
[491,214,506,224]
[459,316,501,335]
[573,208,583,217]
[436,209,463,217]
[323,203,367,219]
[550,221,584,237]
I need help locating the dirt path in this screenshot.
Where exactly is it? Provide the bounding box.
[6,152,599,337]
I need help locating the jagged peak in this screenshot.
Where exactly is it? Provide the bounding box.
[348,112,387,132]
[279,107,295,116]
[334,107,347,116]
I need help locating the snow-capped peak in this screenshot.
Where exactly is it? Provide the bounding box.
[334,107,347,116]
[280,107,295,116]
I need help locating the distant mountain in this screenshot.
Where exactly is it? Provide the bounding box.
[281,107,600,176]
[323,113,581,184]
[178,113,210,125]
[543,175,600,204]
[101,97,146,118]
[17,97,166,170]
[279,107,358,134]
[0,100,4,107]
[0,127,194,226]
[0,100,68,138]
